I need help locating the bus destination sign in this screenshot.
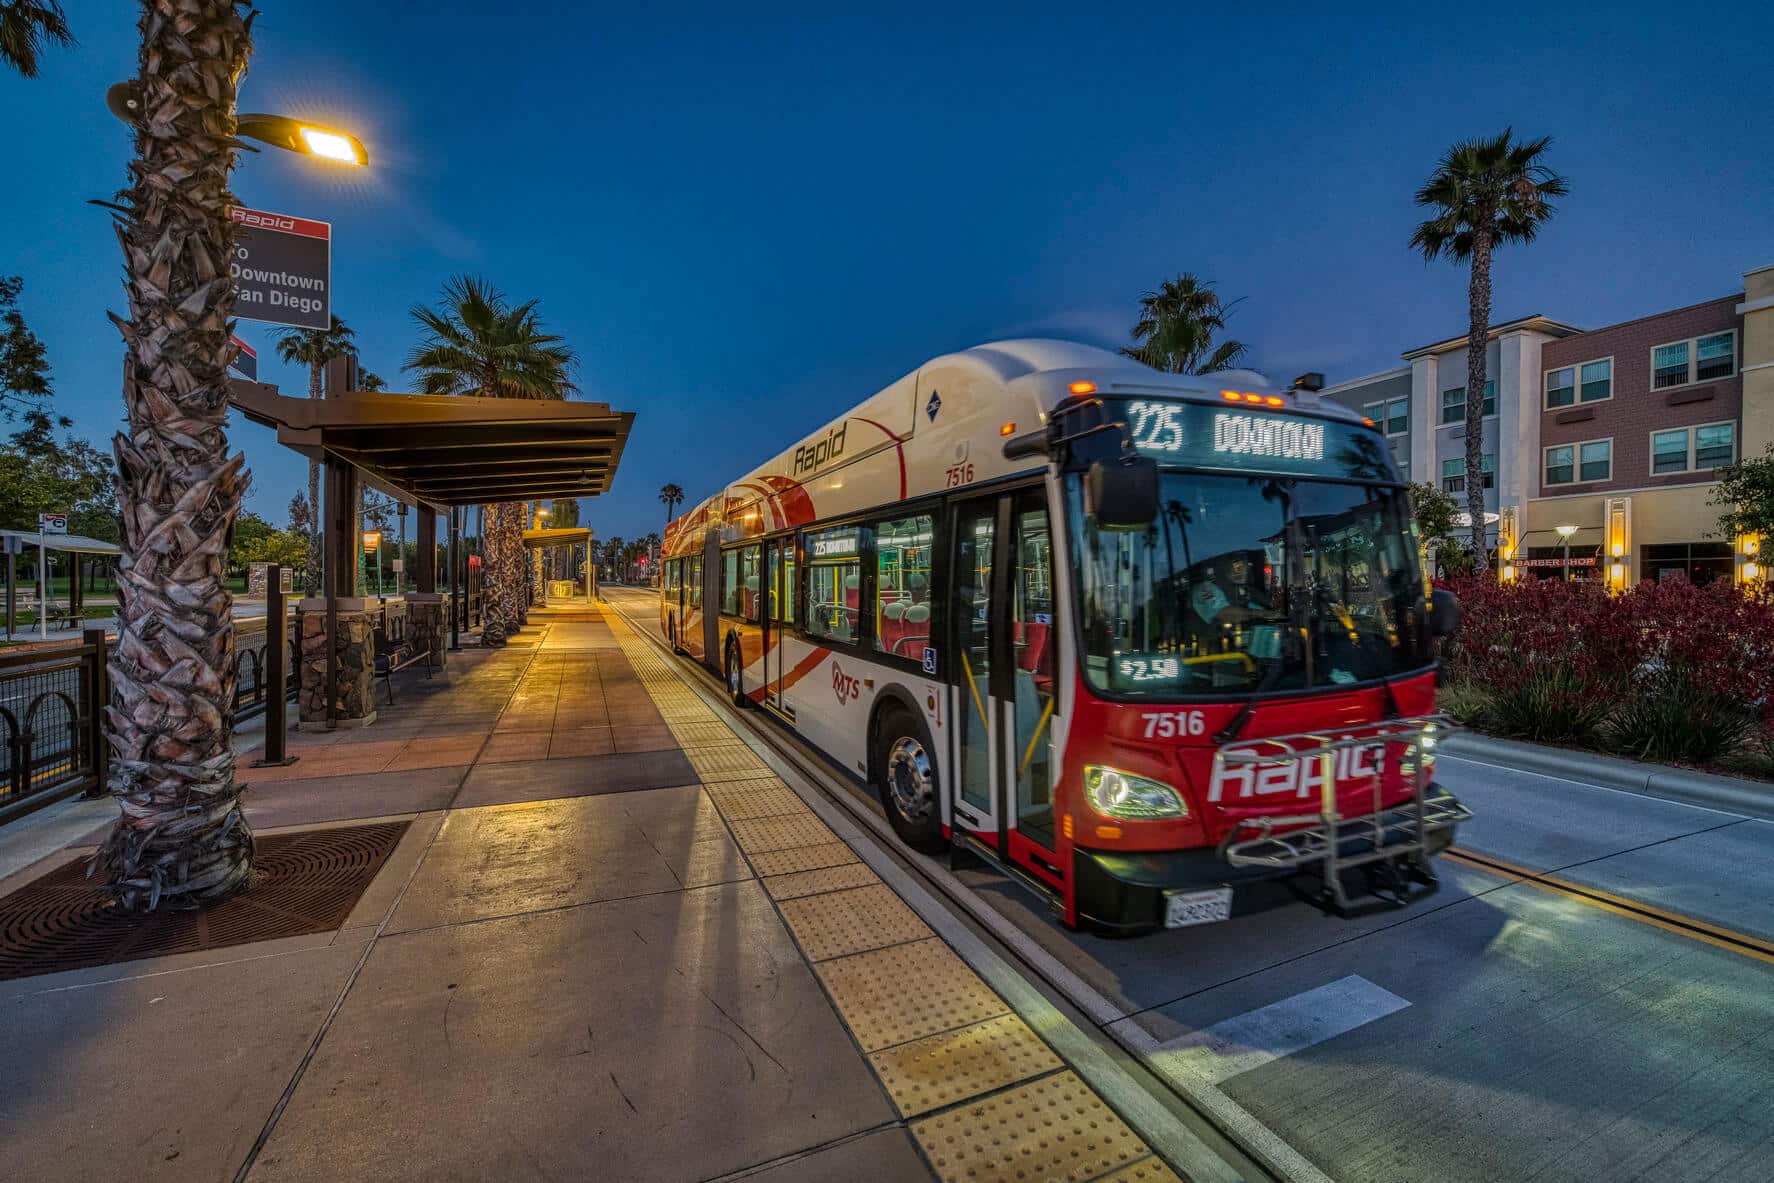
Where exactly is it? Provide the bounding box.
[1111,399,1395,481]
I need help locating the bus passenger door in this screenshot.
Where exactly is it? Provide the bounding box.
[948,489,1060,874]
[948,496,1001,840]
[762,538,795,713]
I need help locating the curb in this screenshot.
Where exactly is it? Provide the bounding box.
[1438,732,1774,821]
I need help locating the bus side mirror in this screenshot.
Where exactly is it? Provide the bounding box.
[1430,587,1460,638]
[1087,457,1159,530]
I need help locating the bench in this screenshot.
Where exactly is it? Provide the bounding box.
[372,621,433,704]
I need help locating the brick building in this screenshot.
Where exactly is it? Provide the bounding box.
[1323,263,1772,584]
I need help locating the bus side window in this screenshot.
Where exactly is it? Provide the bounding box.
[688,555,703,610]
[720,549,742,616]
[739,545,761,622]
[803,524,864,644]
[874,512,935,659]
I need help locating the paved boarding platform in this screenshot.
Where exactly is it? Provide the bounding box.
[0,603,1186,1182]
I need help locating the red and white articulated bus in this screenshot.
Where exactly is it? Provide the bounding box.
[660,340,1468,931]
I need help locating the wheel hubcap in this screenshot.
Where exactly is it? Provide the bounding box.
[885,735,933,824]
[728,646,741,692]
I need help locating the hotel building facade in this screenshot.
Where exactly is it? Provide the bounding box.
[1322,263,1774,584]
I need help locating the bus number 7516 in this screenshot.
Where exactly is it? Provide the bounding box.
[1143,710,1206,738]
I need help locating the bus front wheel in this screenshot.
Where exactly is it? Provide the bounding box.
[875,707,947,854]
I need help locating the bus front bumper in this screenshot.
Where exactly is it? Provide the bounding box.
[1072,787,1469,932]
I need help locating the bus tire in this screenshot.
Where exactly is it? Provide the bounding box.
[724,633,747,708]
[875,706,947,854]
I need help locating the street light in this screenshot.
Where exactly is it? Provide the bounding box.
[107,85,369,166]
[1555,524,1579,582]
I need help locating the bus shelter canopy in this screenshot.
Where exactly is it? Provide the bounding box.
[0,530,122,556]
[522,527,594,549]
[229,380,634,510]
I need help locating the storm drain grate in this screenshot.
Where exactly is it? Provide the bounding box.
[0,820,409,981]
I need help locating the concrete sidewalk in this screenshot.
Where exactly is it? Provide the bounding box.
[0,604,1181,1183]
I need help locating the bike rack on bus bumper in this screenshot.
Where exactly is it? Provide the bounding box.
[1215,715,1472,916]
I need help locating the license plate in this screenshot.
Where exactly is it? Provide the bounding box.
[1164,886,1233,928]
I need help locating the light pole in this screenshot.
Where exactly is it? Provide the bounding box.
[1556,524,1578,582]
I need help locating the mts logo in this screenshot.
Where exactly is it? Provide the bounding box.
[1207,741,1383,803]
[832,662,862,706]
[794,423,847,476]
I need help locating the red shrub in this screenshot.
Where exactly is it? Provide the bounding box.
[1444,576,1774,755]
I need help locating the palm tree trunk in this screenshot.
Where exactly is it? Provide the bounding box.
[96,0,256,911]
[305,360,323,596]
[480,501,507,644]
[1465,222,1494,570]
[506,502,527,624]
[530,502,545,606]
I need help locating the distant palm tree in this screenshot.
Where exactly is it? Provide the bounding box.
[1412,129,1567,567]
[276,316,357,595]
[406,276,575,641]
[659,483,684,528]
[0,0,74,77]
[357,369,387,391]
[94,0,253,912]
[1122,274,1248,375]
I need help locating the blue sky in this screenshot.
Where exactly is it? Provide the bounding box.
[3,1,1770,541]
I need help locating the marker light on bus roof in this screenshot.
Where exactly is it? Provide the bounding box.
[1362,416,1377,427]
[1264,395,1286,407]
[1068,381,1097,395]
[1221,390,1241,402]
[1000,422,1016,436]
[1242,393,1264,404]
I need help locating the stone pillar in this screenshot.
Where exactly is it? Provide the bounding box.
[405,591,446,670]
[298,597,378,729]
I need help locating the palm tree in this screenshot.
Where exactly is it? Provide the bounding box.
[94,0,254,911]
[357,369,387,391]
[0,0,74,77]
[1412,129,1567,566]
[642,531,661,584]
[275,316,356,595]
[1121,274,1248,375]
[405,275,575,642]
[659,482,684,528]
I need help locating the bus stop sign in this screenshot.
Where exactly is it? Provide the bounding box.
[229,206,331,330]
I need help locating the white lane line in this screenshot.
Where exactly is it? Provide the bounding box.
[1148,975,1409,1086]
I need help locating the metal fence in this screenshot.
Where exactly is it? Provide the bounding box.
[233,610,300,723]
[0,632,107,823]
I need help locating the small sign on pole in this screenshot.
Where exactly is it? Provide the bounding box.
[229,205,331,331]
[38,512,68,535]
[229,334,258,380]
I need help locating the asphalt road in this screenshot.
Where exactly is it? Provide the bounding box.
[603,587,1774,1183]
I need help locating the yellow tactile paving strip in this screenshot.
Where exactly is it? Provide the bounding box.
[605,608,1182,1183]
[911,1072,1154,1183]
[872,1013,1064,1116]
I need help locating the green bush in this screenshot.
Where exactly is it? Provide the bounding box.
[1481,664,1618,744]
[1603,667,1757,767]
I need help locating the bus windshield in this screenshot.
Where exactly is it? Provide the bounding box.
[1066,470,1429,699]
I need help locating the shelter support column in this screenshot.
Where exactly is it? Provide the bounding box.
[301,457,377,728]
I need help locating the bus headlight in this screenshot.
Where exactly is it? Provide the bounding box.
[1083,766,1187,820]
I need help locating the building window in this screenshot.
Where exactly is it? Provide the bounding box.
[1696,332,1736,381]
[1652,342,1690,389]
[1695,422,1736,469]
[1545,368,1575,409]
[1545,439,1610,486]
[1580,440,1612,482]
[1544,445,1573,486]
[873,512,935,658]
[1440,380,1497,424]
[1441,454,1495,493]
[1653,332,1737,389]
[1361,397,1409,437]
[1651,428,1690,474]
[1641,541,1734,585]
[1579,359,1612,403]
